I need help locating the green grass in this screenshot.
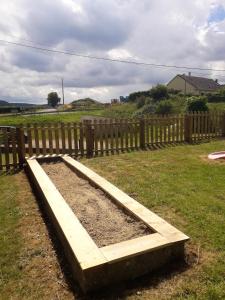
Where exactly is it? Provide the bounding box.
[102,103,137,118]
[0,175,21,294]
[82,140,225,299]
[1,140,225,299]
[208,103,225,111]
[0,110,104,126]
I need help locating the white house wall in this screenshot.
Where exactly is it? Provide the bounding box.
[167,76,200,95]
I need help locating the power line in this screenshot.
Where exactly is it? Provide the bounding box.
[4,36,225,79]
[1,39,225,72]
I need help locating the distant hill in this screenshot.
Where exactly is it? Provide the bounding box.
[0,100,37,107]
[0,100,9,106]
[71,98,102,106]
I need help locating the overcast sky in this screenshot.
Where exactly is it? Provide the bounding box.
[0,0,225,104]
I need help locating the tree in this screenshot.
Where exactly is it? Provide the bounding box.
[150,84,169,102]
[47,92,61,107]
[128,90,150,102]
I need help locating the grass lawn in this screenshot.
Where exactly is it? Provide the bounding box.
[1,140,225,299]
[208,103,225,111]
[0,110,104,126]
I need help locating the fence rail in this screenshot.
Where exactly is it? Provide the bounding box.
[0,111,225,171]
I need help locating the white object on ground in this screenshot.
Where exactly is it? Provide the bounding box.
[208,151,225,160]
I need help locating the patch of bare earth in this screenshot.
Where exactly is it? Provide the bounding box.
[5,171,217,300]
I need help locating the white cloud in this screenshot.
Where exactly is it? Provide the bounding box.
[0,0,225,104]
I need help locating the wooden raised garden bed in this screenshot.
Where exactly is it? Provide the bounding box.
[26,155,189,292]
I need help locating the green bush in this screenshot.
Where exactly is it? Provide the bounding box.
[186,96,209,112]
[133,103,156,118]
[156,100,174,115]
[150,84,169,102]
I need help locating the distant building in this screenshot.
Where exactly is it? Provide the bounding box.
[167,73,221,95]
[119,96,129,103]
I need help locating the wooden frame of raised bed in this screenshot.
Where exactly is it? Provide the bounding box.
[26,155,189,292]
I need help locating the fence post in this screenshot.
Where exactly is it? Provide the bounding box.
[222,111,225,137]
[86,120,94,158]
[184,114,192,143]
[139,118,146,149]
[16,125,25,167]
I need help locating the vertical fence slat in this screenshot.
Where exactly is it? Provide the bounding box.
[125,119,129,150]
[110,119,114,154]
[48,123,53,155]
[180,115,184,142]
[149,118,153,145]
[205,111,208,140]
[159,116,162,144]
[41,124,47,156]
[27,124,33,157]
[168,115,171,143]
[145,118,149,146]
[130,119,134,149]
[93,120,98,156]
[74,123,78,157]
[79,122,84,157]
[68,123,72,156]
[105,119,109,155]
[3,128,10,170]
[114,119,119,152]
[98,120,103,155]
[34,123,40,156]
[10,128,17,168]
[192,112,196,142]
[119,119,124,151]
[163,116,167,143]
[171,116,175,143]
[61,123,66,155]
[198,111,201,140]
[17,125,25,166]
[0,143,2,171]
[55,123,60,155]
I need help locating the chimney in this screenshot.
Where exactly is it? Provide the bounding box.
[188,72,191,77]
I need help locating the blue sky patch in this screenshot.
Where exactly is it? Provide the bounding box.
[208,4,225,23]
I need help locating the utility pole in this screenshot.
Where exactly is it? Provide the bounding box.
[61,78,65,105]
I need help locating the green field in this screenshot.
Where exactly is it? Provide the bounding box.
[1,140,225,299]
[0,110,104,126]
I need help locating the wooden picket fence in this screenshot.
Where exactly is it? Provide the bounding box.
[0,111,225,171]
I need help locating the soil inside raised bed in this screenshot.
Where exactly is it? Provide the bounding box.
[41,161,152,247]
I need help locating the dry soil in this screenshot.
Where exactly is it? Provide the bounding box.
[41,161,152,247]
